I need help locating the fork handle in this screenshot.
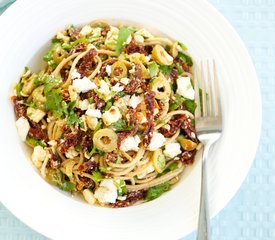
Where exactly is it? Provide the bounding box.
[197,144,211,240]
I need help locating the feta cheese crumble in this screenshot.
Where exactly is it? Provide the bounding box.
[176,77,195,100]
[85,108,102,118]
[102,106,122,126]
[129,94,143,109]
[105,65,112,76]
[72,77,97,93]
[15,117,30,141]
[94,179,118,204]
[163,142,182,158]
[148,132,166,151]
[120,135,141,152]
[31,146,48,168]
[111,83,124,92]
[27,107,46,123]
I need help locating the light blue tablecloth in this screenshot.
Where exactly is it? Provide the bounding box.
[1,0,274,239]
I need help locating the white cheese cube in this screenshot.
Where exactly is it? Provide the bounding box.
[15,117,30,141]
[27,107,46,123]
[148,132,166,151]
[120,135,141,152]
[85,108,102,118]
[94,179,118,204]
[176,77,195,100]
[31,146,48,168]
[105,65,112,76]
[120,77,130,85]
[80,25,93,37]
[111,83,124,92]
[129,94,143,109]
[102,106,122,126]
[72,77,97,93]
[163,142,182,158]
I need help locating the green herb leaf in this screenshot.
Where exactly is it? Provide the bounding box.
[99,166,108,173]
[116,91,126,97]
[45,89,64,118]
[14,82,23,96]
[159,65,173,75]
[115,155,122,164]
[145,182,171,201]
[184,99,196,114]
[104,100,113,111]
[67,111,80,127]
[71,37,90,47]
[116,27,134,54]
[91,171,103,183]
[62,181,76,192]
[176,63,183,76]
[114,180,127,196]
[94,119,103,133]
[177,52,193,67]
[148,61,159,77]
[109,119,128,131]
[169,94,185,111]
[26,137,46,147]
[178,41,188,51]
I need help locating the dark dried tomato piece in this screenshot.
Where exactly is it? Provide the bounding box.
[111,190,145,208]
[125,35,147,55]
[77,48,98,77]
[180,150,196,165]
[124,64,142,94]
[11,97,27,118]
[59,129,81,153]
[142,90,155,147]
[78,160,97,174]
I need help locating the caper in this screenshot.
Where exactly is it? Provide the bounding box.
[152,44,173,66]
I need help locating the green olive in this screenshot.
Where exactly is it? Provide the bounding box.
[177,135,197,151]
[93,128,118,152]
[111,61,127,79]
[149,77,171,100]
[53,47,68,64]
[151,148,166,173]
[152,44,173,66]
[21,73,37,97]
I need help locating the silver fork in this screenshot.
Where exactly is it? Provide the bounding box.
[194,60,223,240]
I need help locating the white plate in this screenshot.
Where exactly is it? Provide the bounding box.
[0,0,261,239]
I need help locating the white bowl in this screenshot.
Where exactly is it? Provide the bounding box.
[0,0,261,239]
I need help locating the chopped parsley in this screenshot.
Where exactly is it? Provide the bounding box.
[177,52,193,67]
[145,182,171,201]
[159,65,173,75]
[116,27,135,54]
[148,61,159,77]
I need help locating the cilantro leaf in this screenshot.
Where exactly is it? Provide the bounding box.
[45,89,64,118]
[26,137,46,147]
[184,99,197,114]
[114,180,127,196]
[159,65,173,75]
[91,171,103,183]
[177,52,193,67]
[109,119,128,131]
[176,63,183,76]
[61,181,76,192]
[178,41,188,51]
[169,94,185,111]
[145,182,171,201]
[116,27,135,54]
